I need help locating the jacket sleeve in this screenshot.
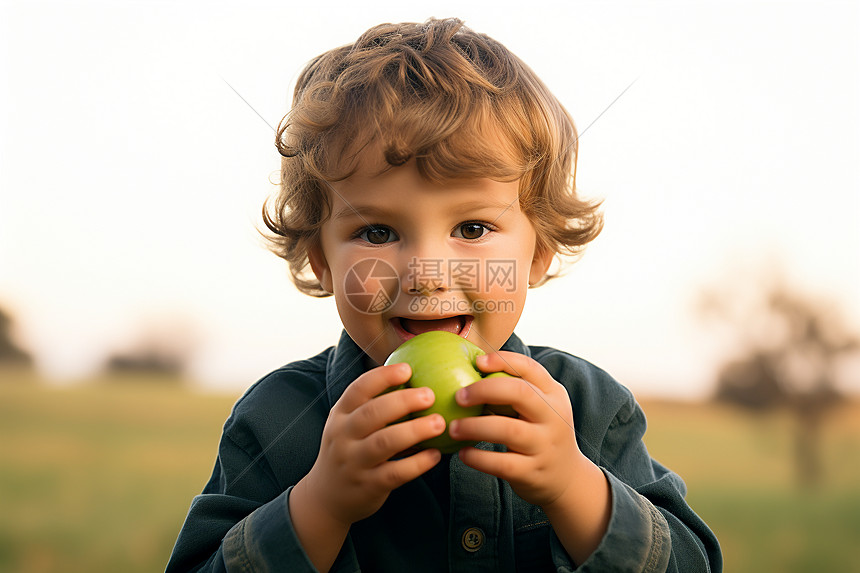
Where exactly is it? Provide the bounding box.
[534,349,722,573]
[567,394,721,572]
[165,366,362,573]
[165,431,309,572]
[166,430,363,572]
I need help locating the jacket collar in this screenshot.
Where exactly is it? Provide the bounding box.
[324,329,531,407]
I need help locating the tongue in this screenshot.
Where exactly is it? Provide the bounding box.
[401,316,463,335]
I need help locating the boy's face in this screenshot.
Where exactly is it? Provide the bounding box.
[308,155,552,367]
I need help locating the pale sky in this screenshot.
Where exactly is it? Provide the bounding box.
[1,0,858,398]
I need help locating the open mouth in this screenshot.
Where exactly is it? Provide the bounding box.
[392,315,472,341]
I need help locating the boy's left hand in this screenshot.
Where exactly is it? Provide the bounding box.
[448,351,586,508]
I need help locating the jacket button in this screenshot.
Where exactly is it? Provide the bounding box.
[461,527,485,552]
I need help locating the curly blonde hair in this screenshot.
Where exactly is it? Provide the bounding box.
[263,18,603,296]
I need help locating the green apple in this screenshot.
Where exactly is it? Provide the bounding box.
[384,330,515,453]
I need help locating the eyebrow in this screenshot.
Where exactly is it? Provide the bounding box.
[333,199,515,222]
[453,199,517,214]
[332,205,389,221]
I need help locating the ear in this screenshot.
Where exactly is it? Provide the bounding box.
[528,242,554,287]
[307,243,334,294]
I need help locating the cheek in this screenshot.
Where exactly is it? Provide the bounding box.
[457,240,535,302]
[323,246,369,291]
[491,238,538,295]
[471,235,535,327]
[471,262,529,327]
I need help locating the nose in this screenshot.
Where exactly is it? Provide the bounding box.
[403,255,448,295]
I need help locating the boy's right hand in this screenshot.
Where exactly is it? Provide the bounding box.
[289,362,444,567]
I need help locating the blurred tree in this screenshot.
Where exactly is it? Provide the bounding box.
[103,315,198,382]
[105,346,185,377]
[0,306,32,366]
[699,271,859,489]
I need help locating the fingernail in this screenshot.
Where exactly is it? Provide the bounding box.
[432,414,446,430]
[429,449,442,464]
[456,388,468,403]
[449,419,459,435]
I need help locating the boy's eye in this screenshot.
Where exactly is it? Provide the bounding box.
[454,222,490,240]
[358,226,397,244]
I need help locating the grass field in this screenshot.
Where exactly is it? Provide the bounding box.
[1,366,859,572]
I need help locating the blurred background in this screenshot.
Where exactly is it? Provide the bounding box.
[1,1,858,571]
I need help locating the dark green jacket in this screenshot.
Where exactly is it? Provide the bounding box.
[167,331,721,572]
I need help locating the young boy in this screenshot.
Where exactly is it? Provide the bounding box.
[167,18,721,572]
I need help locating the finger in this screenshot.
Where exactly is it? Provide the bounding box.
[358,413,446,464]
[457,447,532,483]
[348,386,436,438]
[476,352,555,392]
[448,415,538,454]
[373,447,443,491]
[456,375,547,422]
[337,363,412,413]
